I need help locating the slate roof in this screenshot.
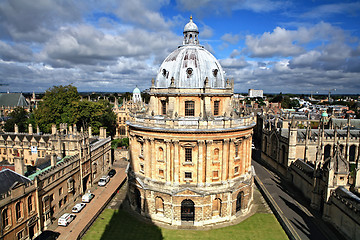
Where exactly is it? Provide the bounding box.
[0,168,31,194]
[0,93,29,108]
[331,119,360,130]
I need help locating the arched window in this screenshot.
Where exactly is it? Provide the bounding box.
[15,202,22,221]
[235,144,239,158]
[214,148,219,161]
[158,147,164,161]
[2,209,10,227]
[212,198,222,216]
[28,196,34,213]
[324,145,331,160]
[270,135,278,159]
[349,145,356,162]
[155,196,164,214]
[236,192,243,212]
[281,145,286,164]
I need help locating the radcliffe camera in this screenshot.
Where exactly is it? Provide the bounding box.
[0,1,359,240]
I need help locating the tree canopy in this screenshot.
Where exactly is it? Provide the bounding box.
[4,107,28,132]
[33,85,116,136]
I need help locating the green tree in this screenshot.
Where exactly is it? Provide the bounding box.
[34,85,80,133]
[4,107,28,132]
[33,85,116,136]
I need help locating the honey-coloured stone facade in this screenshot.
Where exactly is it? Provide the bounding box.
[127,17,255,227]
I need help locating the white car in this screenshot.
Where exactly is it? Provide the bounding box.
[98,175,110,186]
[82,192,95,203]
[72,203,86,213]
[58,213,75,226]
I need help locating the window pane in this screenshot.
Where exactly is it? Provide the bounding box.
[185,101,195,116]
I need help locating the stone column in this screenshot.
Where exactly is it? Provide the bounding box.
[145,138,151,176]
[165,140,171,184]
[222,139,229,181]
[229,139,236,178]
[205,140,213,184]
[197,140,204,186]
[173,140,179,185]
[150,138,155,179]
[240,139,245,175]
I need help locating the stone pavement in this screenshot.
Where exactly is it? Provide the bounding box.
[48,166,127,240]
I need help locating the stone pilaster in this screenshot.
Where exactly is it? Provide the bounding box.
[222,139,229,181]
[197,140,204,185]
[165,140,171,184]
[173,140,179,184]
[205,140,213,184]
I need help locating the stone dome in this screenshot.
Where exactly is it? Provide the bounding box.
[155,17,226,89]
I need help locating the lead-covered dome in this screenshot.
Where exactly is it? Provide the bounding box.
[155,17,226,89]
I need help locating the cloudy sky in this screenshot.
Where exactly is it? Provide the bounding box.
[0,0,359,94]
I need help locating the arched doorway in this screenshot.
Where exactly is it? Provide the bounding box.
[236,192,243,212]
[132,188,141,212]
[181,199,195,222]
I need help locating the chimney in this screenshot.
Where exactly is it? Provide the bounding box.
[51,146,57,167]
[28,123,33,134]
[52,124,57,134]
[14,124,18,133]
[14,157,25,176]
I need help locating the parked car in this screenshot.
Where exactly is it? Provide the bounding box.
[108,169,116,178]
[98,175,110,186]
[58,213,75,226]
[72,203,86,213]
[82,192,95,203]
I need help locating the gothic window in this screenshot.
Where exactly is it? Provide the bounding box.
[185,148,192,162]
[214,101,220,116]
[185,101,195,116]
[161,100,167,115]
[324,145,331,160]
[349,145,356,162]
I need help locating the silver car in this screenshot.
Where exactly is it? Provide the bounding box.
[72,203,86,213]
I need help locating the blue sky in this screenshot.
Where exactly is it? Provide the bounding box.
[0,0,359,94]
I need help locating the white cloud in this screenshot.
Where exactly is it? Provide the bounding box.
[221,33,240,45]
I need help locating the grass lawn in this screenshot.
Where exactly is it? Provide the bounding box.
[82,209,288,240]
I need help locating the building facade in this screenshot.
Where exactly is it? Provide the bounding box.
[0,124,112,239]
[127,17,256,227]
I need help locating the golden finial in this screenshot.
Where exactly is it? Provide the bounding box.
[190,15,193,21]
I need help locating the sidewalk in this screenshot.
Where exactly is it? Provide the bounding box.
[50,167,127,240]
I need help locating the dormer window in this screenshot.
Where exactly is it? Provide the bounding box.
[213,69,218,77]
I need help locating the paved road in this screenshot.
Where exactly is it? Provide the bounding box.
[252,148,343,240]
[48,166,127,240]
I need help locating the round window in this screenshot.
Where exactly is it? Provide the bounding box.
[187,68,193,75]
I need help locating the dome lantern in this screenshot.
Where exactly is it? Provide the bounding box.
[183,16,199,45]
